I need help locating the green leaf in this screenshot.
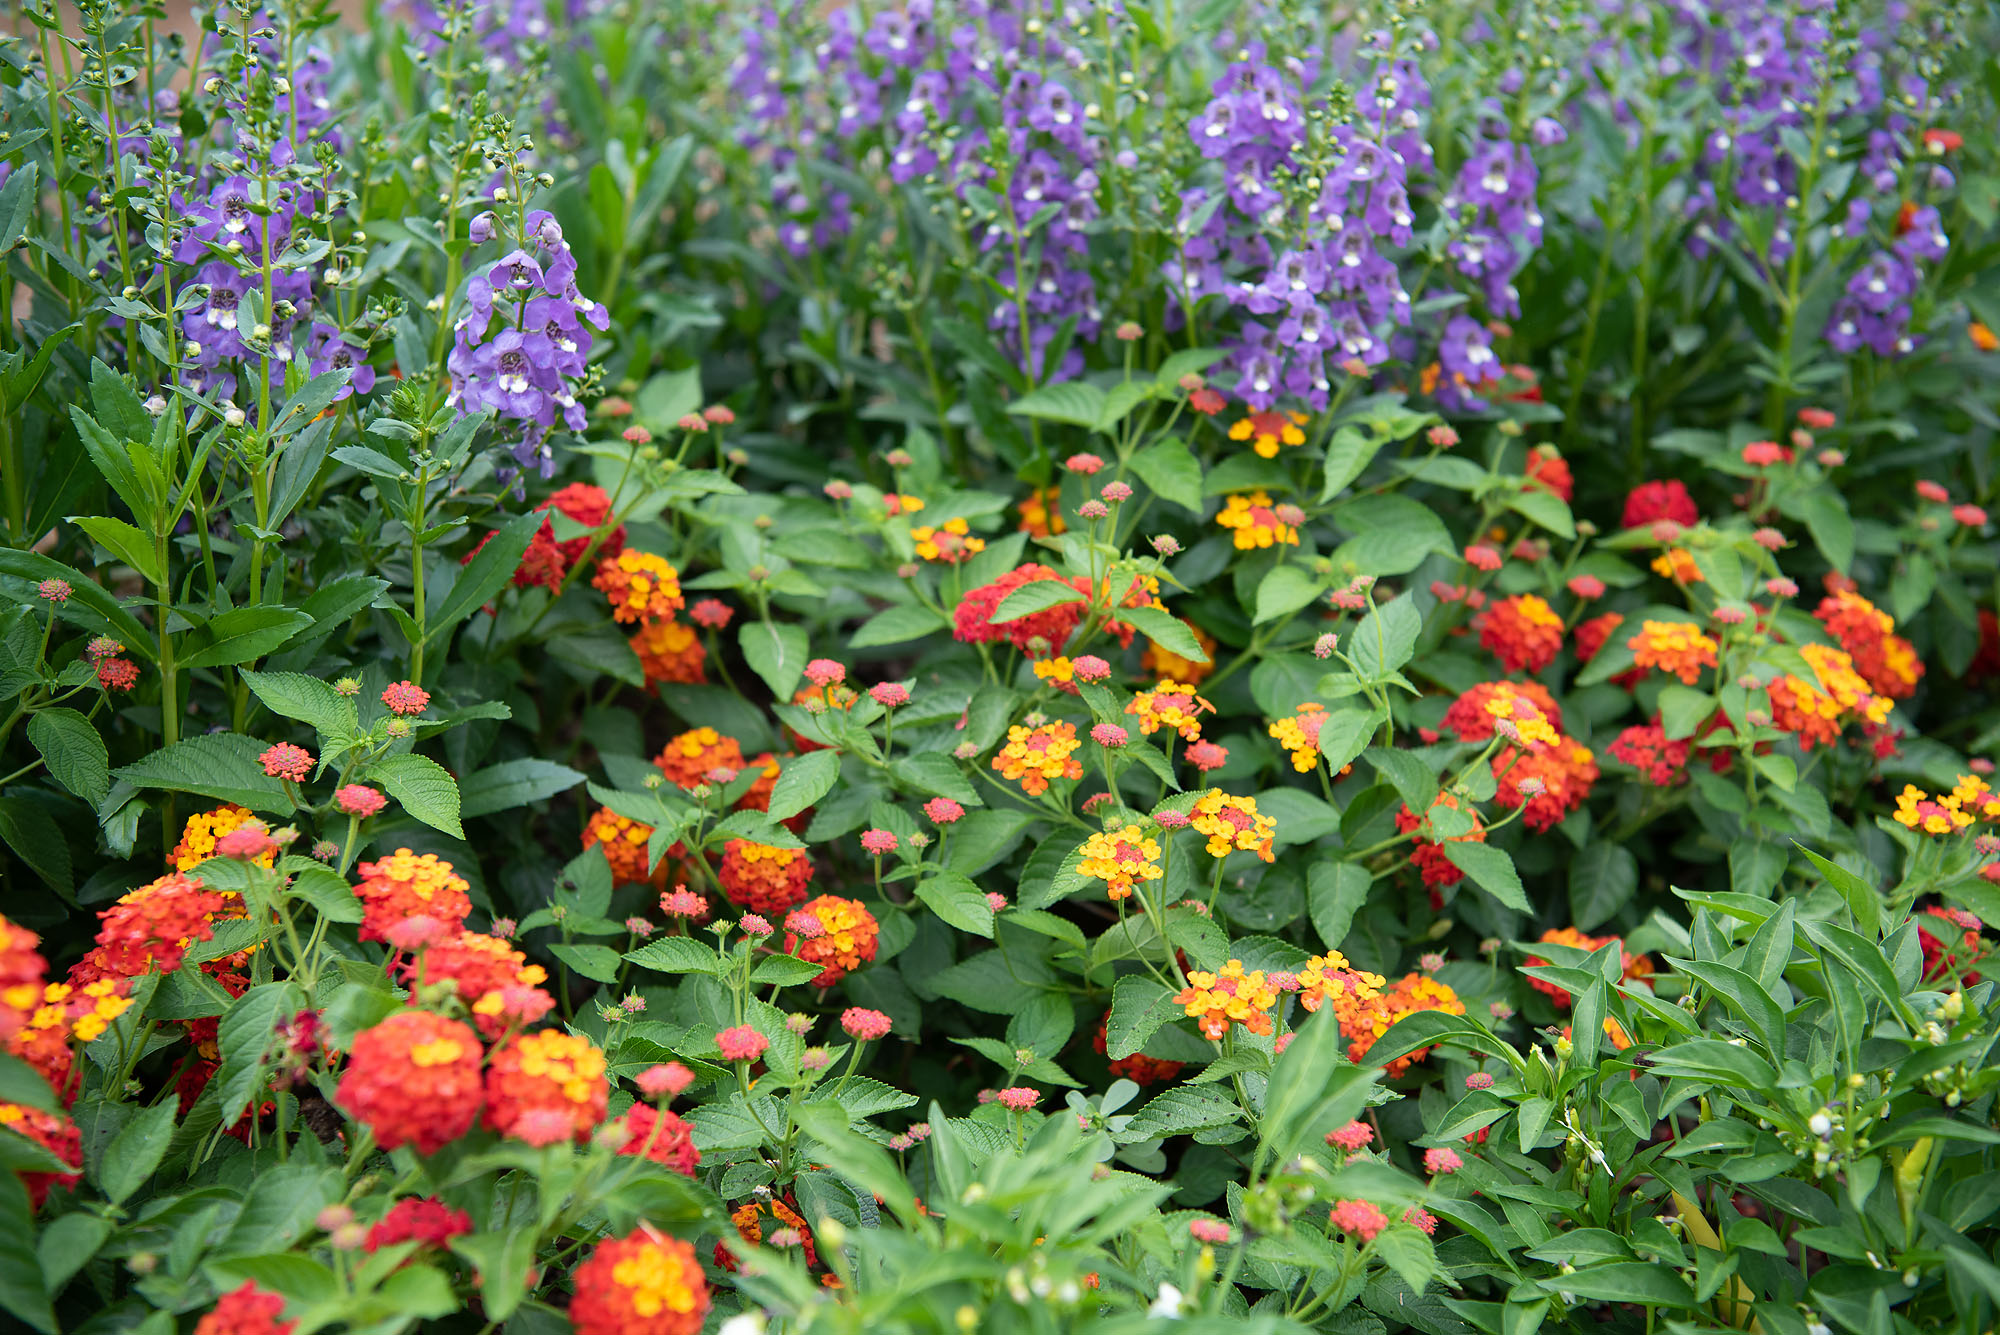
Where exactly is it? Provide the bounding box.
[1671,958,1784,1054]
[1128,438,1203,512]
[35,1212,109,1294]
[428,509,545,645]
[68,515,163,587]
[1118,1085,1243,1142]
[1259,1009,1378,1168]
[239,670,357,739]
[1332,495,1450,575]
[217,981,301,1125]
[370,752,463,838]
[0,1055,57,1113]
[768,750,839,823]
[1657,684,1714,741]
[1007,381,1106,428]
[1308,862,1370,950]
[890,753,978,805]
[1347,595,1422,678]
[1793,843,1880,936]
[625,936,720,976]
[97,1098,177,1205]
[178,607,315,670]
[750,955,824,986]
[1793,487,1853,573]
[1364,746,1436,812]
[549,943,621,984]
[449,1231,538,1322]
[0,798,68,892]
[287,865,363,923]
[26,708,109,806]
[738,619,810,700]
[914,872,996,937]
[990,579,1087,623]
[850,602,948,648]
[459,758,586,818]
[1254,565,1325,625]
[1569,844,1637,932]
[114,733,295,814]
[1508,488,1575,540]
[0,1172,53,1332]
[1444,843,1530,913]
[1119,606,1210,663]
[1541,1262,1697,1307]
[1320,427,1384,502]
[1105,975,1178,1059]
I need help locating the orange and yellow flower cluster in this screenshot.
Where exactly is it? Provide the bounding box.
[483,1029,610,1146]
[1190,790,1275,861]
[353,849,473,945]
[1174,960,1281,1039]
[1215,491,1298,549]
[993,719,1084,795]
[716,840,816,916]
[1269,703,1330,771]
[787,895,880,987]
[570,1230,710,1335]
[593,548,685,625]
[1127,680,1214,741]
[1629,620,1719,685]
[170,804,277,872]
[1079,825,1163,902]
[1325,973,1465,1077]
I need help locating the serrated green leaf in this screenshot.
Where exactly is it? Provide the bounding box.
[370,752,463,838]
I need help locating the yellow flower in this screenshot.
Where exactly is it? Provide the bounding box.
[992,720,1084,795]
[911,516,986,564]
[1215,492,1298,550]
[1227,411,1308,459]
[1627,620,1719,686]
[1269,703,1330,772]
[1650,548,1702,583]
[1892,784,1975,836]
[1078,825,1163,902]
[1190,789,1275,862]
[1801,643,1892,725]
[1127,680,1215,741]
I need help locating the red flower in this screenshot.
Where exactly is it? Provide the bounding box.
[1621,479,1698,529]
[1092,1014,1183,1086]
[1608,722,1690,786]
[715,840,815,916]
[0,1102,80,1209]
[259,742,313,780]
[952,563,1086,657]
[194,1281,295,1335]
[616,1105,700,1176]
[0,913,47,1042]
[363,1197,473,1252]
[1523,445,1573,502]
[381,681,431,715]
[353,849,472,944]
[542,482,624,566]
[1440,681,1564,744]
[1477,594,1564,674]
[334,1010,483,1154]
[78,872,231,979]
[97,658,140,691]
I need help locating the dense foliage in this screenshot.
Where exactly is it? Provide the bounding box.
[3,0,2000,1332]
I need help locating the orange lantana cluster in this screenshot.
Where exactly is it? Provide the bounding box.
[993,719,1084,795]
[716,840,815,916]
[1174,960,1281,1040]
[1326,973,1466,1076]
[787,895,880,987]
[353,849,473,944]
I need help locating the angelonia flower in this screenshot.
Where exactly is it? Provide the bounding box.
[446,210,609,480]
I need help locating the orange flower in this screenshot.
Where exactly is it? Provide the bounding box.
[1814,590,1923,700]
[787,895,879,987]
[1650,548,1702,583]
[483,1030,608,1145]
[1016,485,1067,539]
[652,727,746,788]
[1971,321,1998,352]
[1325,973,1465,1076]
[1142,624,1217,685]
[993,719,1084,795]
[715,840,815,916]
[1628,620,1719,686]
[193,1281,294,1335]
[401,931,553,1038]
[1440,681,1563,744]
[0,914,46,1042]
[1801,643,1892,725]
[1215,491,1298,549]
[631,620,706,685]
[6,978,129,1100]
[1127,680,1214,741]
[1078,825,1163,901]
[1174,960,1280,1039]
[74,872,231,980]
[353,850,473,945]
[1768,674,1844,750]
[571,1230,710,1335]
[593,549,685,624]
[718,1197,820,1272]
[170,804,277,872]
[1190,790,1275,861]
[334,1010,483,1154]
[0,1102,80,1209]
[1228,410,1308,458]
[1478,595,1564,674]
[583,806,667,887]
